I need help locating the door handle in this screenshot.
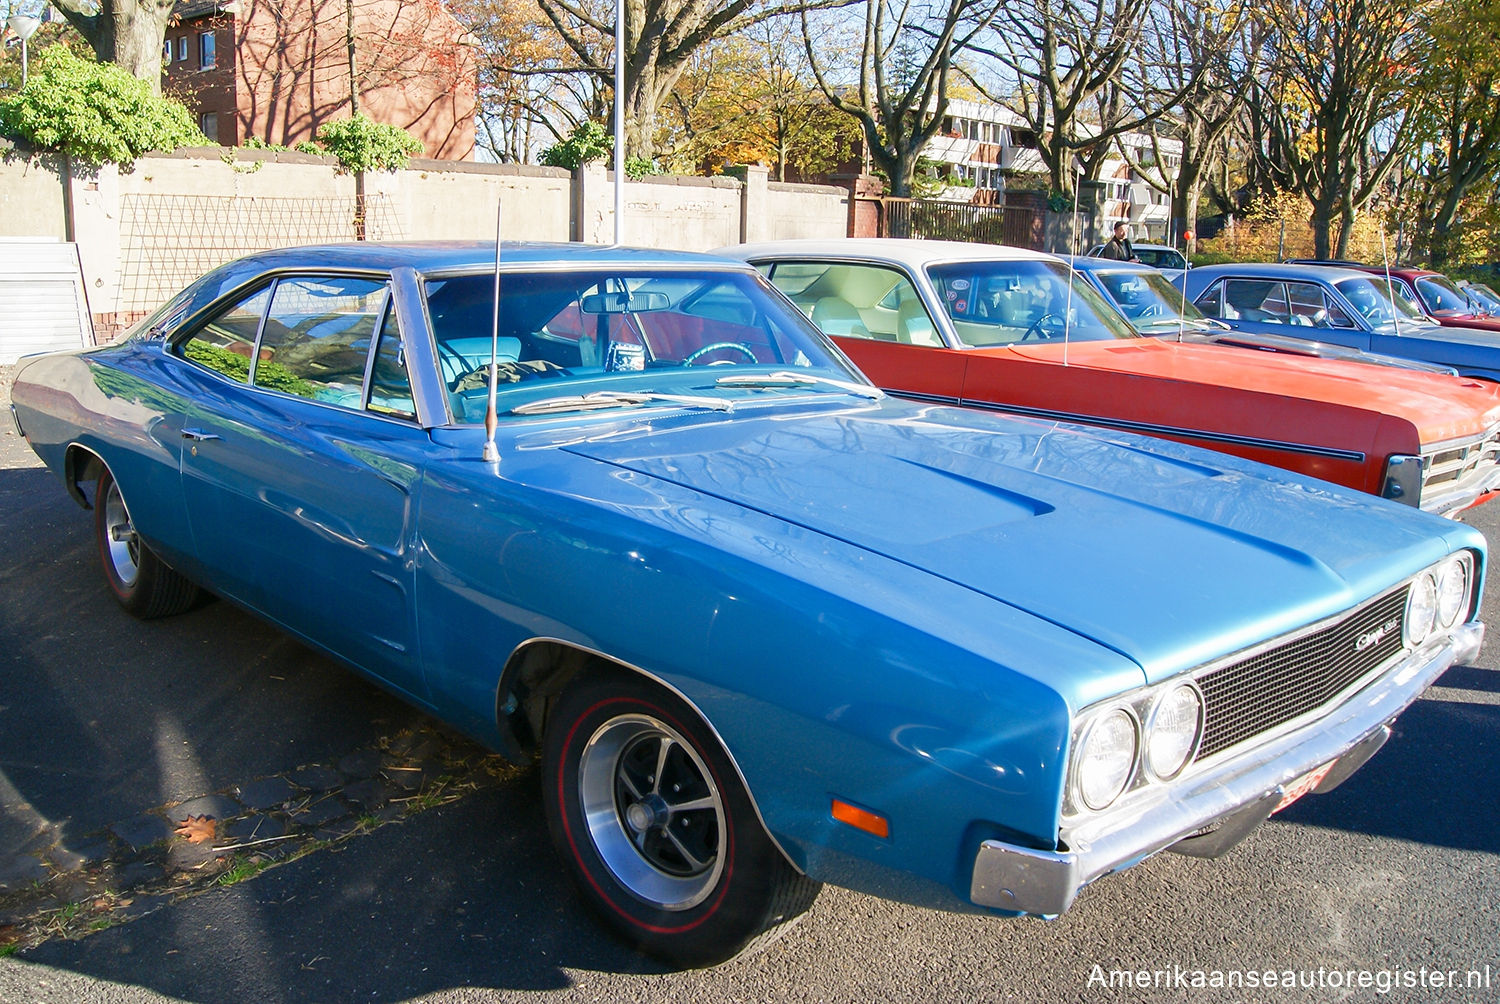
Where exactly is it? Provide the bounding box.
[181,429,222,442]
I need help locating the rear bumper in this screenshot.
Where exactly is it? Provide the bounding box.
[969,621,1483,916]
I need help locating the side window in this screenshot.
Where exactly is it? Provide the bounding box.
[769,261,933,344]
[367,302,417,421]
[255,276,389,406]
[1192,282,1224,317]
[1286,282,1331,327]
[1222,279,1287,323]
[179,286,271,384]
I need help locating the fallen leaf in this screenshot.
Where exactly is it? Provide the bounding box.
[175,815,217,845]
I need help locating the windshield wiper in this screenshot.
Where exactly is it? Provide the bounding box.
[510,391,734,416]
[714,371,883,399]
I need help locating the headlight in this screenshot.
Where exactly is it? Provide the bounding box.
[1404,572,1438,646]
[1144,684,1203,780]
[1076,709,1137,811]
[1434,557,1470,630]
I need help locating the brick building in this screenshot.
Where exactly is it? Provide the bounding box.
[163,0,476,160]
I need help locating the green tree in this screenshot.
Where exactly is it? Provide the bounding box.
[49,0,176,92]
[0,45,203,168]
[539,119,613,168]
[310,112,423,173]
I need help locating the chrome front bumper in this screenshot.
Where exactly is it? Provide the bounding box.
[970,621,1484,916]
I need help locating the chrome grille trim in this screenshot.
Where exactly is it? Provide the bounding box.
[1421,427,1500,515]
[1192,585,1411,762]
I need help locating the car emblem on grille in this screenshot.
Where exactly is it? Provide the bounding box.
[1355,617,1402,653]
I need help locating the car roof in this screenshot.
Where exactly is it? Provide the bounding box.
[223,240,753,275]
[1187,261,1376,283]
[723,238,1060,269]
[1065,255,1158,274]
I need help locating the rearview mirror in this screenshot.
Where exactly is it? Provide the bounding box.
[580,291,671,314]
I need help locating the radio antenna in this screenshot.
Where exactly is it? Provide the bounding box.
[483,201,502,464]
[1063,164,1082,366]
[1379,226,1402,339]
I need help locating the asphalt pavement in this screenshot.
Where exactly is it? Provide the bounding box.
[2,365,1498,1003]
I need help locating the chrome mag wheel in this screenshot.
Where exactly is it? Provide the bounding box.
[578,713,726,911]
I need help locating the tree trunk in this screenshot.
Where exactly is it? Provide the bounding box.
[61,2,175,94]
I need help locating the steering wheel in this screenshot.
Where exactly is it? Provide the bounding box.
[684,341,758,365]
[1021,313,1065,341]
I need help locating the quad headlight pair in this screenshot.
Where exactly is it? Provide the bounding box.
[1069,552,1478,815]
[1404,554,1472,648]
[1073,682,1203,812]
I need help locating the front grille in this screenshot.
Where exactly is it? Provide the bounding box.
[1424,431,1500,493]
[1194,587,1410,761]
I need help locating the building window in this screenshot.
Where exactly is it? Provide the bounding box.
[176,36,187,61]
[199,31,216,69]
[163,38,171,62]
[201,112,218,143]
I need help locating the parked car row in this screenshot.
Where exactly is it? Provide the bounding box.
[7,237,1492,968]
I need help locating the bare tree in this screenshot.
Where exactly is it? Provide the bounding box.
[802,0,1004,198]
[1119,0,1255,249]
[525,0,855,162]
[1248,0,1422,258]
[965,0,1200,199]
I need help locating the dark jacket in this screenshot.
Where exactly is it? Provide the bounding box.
[1100,235,1135,261]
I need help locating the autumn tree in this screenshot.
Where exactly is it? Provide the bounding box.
[803,0,1003,198]
[1247,0,1425,258]
[659,20,859,180]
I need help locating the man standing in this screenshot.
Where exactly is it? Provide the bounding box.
[1100,222,1138,261]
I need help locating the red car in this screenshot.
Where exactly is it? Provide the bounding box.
[725,240,1500,516]
[1301,262,1500,333]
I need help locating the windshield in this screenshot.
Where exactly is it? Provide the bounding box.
[1334,277,1429,329]
[423,268,863,423]
[1093,268,1210,331]
[1463,281,1500,312]
[1134,247,1186,270]
[926,260,1140,346]
[1414,274,1472,314]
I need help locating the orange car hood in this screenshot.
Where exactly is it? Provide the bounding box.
[1002,338,1500,444]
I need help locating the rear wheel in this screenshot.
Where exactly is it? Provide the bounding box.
[94,468,199,619]
[542,668,819,967]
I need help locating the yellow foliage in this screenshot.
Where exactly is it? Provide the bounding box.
[1198,191,1397,262]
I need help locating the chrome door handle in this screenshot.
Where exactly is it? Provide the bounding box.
[181,429,222,442]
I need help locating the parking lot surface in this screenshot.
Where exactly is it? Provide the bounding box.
[2,365,1498,1003]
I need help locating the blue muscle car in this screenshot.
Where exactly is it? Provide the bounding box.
[8,242,1487,967]
[1179,262,1500,380]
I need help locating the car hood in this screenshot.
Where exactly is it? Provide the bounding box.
[1000,339,1500,443]
[562,401,1455,681]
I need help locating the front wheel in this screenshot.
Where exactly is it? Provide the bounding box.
[94,468,200,619]
[542,668,819,967]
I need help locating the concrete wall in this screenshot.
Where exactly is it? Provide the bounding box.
[0,150,849,331]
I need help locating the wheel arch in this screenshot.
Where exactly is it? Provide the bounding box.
[63,443,108,509]
[495,637,807,875]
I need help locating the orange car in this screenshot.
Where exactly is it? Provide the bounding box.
[725,239,1500,516]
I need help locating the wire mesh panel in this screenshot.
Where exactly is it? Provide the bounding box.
[118,194,407,314]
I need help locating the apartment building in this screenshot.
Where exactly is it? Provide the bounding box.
[922,99,1183,240]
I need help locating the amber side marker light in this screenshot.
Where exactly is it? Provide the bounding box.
[831,798,890,839]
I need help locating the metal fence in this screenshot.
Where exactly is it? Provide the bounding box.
[882,198,1043,250]
[118,194,408,315]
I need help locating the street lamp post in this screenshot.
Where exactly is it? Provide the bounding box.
[7,13,41,87]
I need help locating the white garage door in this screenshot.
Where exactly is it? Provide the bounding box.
[0,240,95,365]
